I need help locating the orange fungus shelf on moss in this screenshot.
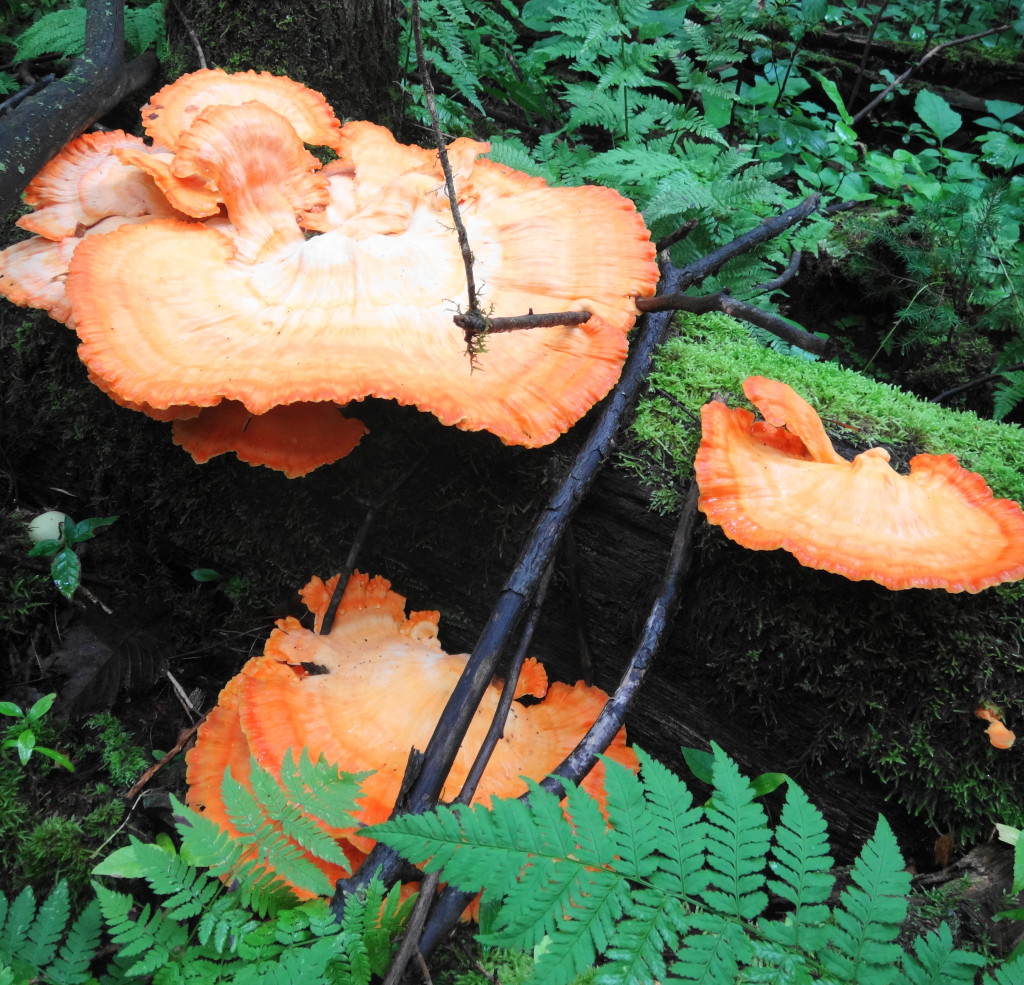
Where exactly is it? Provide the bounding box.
[695,376,1024,593]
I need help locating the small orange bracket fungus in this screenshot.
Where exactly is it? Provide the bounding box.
[695,376,1024,592]
[1,68,658,476]
[975,705,1016,749]
[186,571,638,897]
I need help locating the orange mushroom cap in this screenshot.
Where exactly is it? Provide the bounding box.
[187,571,637,885]
[695,376,1024,592]
[172,400,367,477]
[975,705,1016,749]
[17,131,183,240]
[141,68,344,152]
[65,110,657,446]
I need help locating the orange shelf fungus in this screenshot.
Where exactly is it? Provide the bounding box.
[186,571,638,895]
[695,376,1024,592]
[975,705,1016,749]
[0,68,657,475]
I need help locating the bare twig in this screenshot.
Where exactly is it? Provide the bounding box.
[452,309,592,335]
[651,386,701,426]
[124,716,207,802]
[656,218,699,254]
[850,24,1013,125]
[752,251,801,293]
[637,290,827,356]
[930,362,1024,404]
[168,0,207,69]
[847,0,890,113]
[455,558,557,807]
[320,452,427,635]
[382,871,440,985]
[411,0,479,314]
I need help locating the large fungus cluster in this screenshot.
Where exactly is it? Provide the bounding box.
[1,69,658,476]
[186,571,638,897]
[695,376,1024,593]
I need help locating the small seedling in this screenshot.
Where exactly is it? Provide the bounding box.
[26,511,117,599]
[0,692,74,771]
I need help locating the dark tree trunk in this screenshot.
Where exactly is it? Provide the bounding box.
[164,0,401,126]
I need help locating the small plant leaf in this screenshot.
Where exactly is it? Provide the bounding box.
[65,516,117,546]
[0,701,24,718]
[914,89,962,143]
[27,540,61,558]
[190,569,223,583]
[51,547,82,599]
[26,693,56,722]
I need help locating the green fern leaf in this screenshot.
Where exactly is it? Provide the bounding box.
[129,838,221,920]
[701,743,771,920]
[900,922,985,984]
[46,898,102,985]
[760,781,834,953]
[986,955,1024,984]
[278,749,368,830]
[821,816,910,984]
[0,886,35,969]
[668,910,751,984]
[12,7,87,61]
[20,878,68,969]
[93,882,189,978]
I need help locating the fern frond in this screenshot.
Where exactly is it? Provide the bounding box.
[900,923,985,984]
[0,886,35,971]
[277,749,368,830]
[20,878,68,970]
[94,882,189,978]
[701,744,771,921]
[821,816,910,984]
[760,781,834,953]
[46,898,102,985]
[129,838,221,920]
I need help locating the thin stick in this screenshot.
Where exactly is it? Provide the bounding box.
[382,871,440,985]
[930,362,1024,404]
[453,309,592,335]
[168,0,207,70]
[124,716,206,802]
[411,0,479,314]
[455,558,557,807]
[850,24,1012,125]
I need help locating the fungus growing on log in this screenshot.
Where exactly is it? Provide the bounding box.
[0,68,658,475]
[695,376,1024,592]
[186,571,638,895]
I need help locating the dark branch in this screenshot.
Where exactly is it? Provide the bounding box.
[417,484,701,955]
[930,363,1024,404]
[753,251,801,293]
[330,195,824,918]
[0,0,158,217]
[655,218,699,254]
[636,290,827,356]
[850,24,1013,125]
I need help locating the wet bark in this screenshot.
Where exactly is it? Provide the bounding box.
[165,0,401,126]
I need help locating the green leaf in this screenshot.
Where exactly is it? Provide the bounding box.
[0,702,24,719]
[914,89,962,143]
[64,516,117,546]
[680,745,714,785]
[14,729,36,765]
[51,547,81,599]
[26,693,56,722]
[750,772,788,798]
[31,747,74,772]
[27,540,61,558]
[984,100,1024,124]
[190,568,223,582]
[800,0,827,26]
[92,845,147,879]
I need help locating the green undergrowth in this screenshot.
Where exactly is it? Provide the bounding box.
[372,743,1023,985]
[628,312,1024,514]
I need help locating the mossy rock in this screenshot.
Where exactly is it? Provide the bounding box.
[623,312,1024,839]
